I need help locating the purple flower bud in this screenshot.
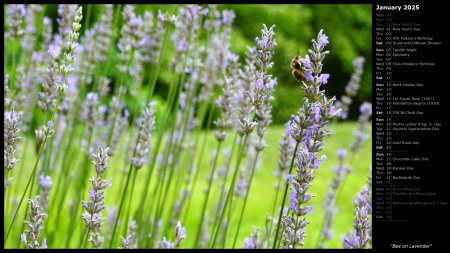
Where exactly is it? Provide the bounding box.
[21,234,27,244]
[318,73,330,84]
[161,237,171,248]
[106,178,112,187]
[41,238,48,249]
[329,106,342,117]
[287,174,294,184]
[256,78,264,89]
[289,188,297,211]
[303,55,312,68]
[305,70,313,82]
[320,32,329,47]
[89,188,95,200]
[244,237,255,249]
[305,205,314,214]
[337,149,347,159]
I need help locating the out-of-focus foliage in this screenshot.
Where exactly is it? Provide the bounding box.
[6,4,372,124]
[220,4,372,122]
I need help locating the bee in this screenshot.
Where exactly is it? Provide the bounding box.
[291,55,302,70]
[291,54,306,82]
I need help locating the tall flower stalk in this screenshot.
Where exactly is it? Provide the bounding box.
[273,29,342,249]
[21,196,47,249]
[109,102,156,248]
[211,24,276,248]
[335,102,372,205]
[4,108,23,191]
[5,4,26,86]
[317,149,350,248]
[232,23,277,248]
[343,166,372,249]
[81,146,112,249]
[335,56,365,120]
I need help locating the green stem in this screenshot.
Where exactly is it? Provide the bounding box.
[65,157,90,248]
[222,192,235,248]
[146,24,171,104]
[315,150,354,248]
[210,133,249,248]
[272,141,300,249]
[109,164,133,249]
[122,168,138,239]
[193,141,223,247]
[232,149,261,248]
[133,23,174,241]
[181,99,214,224]
[334,152,355,206]
[47,124,80,246]
[83,228,90,249]
[210,133,238,234]
[267,174,283,246]
[10,39,17,90]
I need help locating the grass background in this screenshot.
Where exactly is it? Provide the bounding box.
[5,121,371,249]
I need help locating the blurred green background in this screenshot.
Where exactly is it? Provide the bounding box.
[6,4,372,125]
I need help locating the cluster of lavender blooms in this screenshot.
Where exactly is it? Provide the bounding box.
[161,221,187,249]
[80,92,99,155]
[343,166,372,249]
[21,196,48,249]
[131,102,156,169]
[232,24,277,247]
[214,74,237,142]
[280,29,342,249]
[6,4,25,40]
[4,108,23,190]
[244,227,261,249]
[169,5,208,74]
[350,102,372,153]
[318,149,351,248]
[251,24,277,153]
[81,146,112,248]
[58,6,83,95]
[104,87,129,157]
[116,5,143,75]
[38,174,53,219]
[335,56,365,119]
[119,219,138,249]
[273,122,296,188]
[233,46,256,136]
[4,75,11,108]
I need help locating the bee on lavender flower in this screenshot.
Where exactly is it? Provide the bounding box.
[291,54,306,82]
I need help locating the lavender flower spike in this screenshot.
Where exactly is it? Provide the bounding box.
[335,56,365,119]
[131,102,156,169]
[81,146,111,248]
[6,4,26,39]
[161,221,187,249]
[243,227,260,249]
[350,102,372,153]
[4,108,23,172]
[279,29,337,249]
[21,196,47,249]
[38,174,52,219]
